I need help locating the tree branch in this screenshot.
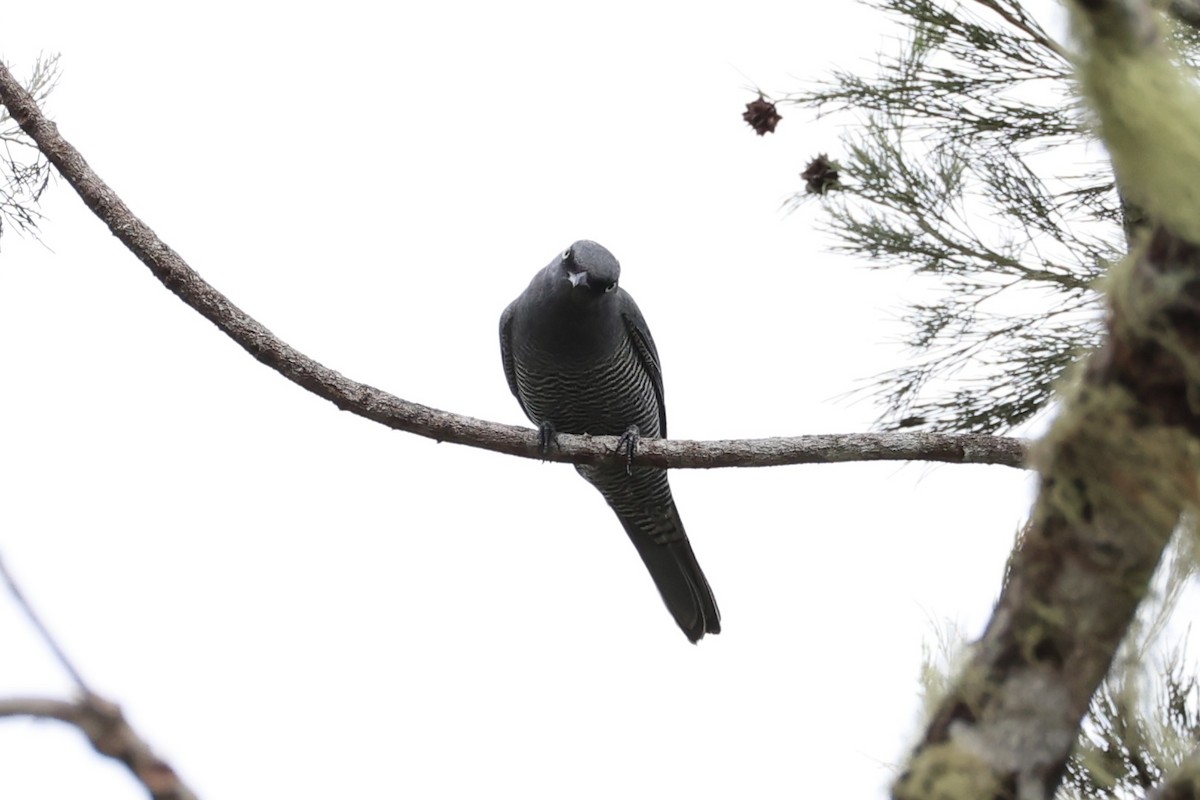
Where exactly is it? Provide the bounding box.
[1149,746,1200,800]
[0,65,1028,472]
[969,0,1073,62]
[0,695,198,800]
[896,1,1200,796]
[0,553,199,799]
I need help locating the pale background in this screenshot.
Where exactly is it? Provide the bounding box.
[0,2,1038,797]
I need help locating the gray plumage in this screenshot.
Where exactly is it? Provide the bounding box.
[499,240,720,642]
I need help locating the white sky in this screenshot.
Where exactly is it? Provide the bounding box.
[0,2,1039,798]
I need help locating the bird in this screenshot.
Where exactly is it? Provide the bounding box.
[499,240,720,642]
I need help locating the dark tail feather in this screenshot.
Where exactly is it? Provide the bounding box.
[615,505,720,643]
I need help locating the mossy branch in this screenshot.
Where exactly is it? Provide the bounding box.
[1075,0,1200,243]
[896,3,1200,797]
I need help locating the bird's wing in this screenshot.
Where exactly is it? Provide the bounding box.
[620,294,668,438]
[499,301,532,419]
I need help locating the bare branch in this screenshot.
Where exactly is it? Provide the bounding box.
[1,552,198,798]
[0,64,1028,472]
[0,695,198,800]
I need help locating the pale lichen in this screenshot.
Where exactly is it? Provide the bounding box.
[1074,0,1200,245]
[895,742,1010,800]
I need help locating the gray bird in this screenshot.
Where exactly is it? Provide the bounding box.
[499,240,720,642]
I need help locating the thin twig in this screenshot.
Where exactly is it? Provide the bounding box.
[970,0,1073,62]
[0,552,91,693]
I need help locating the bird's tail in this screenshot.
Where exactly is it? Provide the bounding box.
[581,464,720,642]
[618,506,721,643]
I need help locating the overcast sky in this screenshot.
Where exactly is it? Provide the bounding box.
[0,2,1045,798]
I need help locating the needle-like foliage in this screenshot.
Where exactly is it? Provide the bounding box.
[0,54,59,241]
[787,0,1121,433]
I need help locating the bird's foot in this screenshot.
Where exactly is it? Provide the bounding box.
[617,425,640,475]
[537,421,558,456]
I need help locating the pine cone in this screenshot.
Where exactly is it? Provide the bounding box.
[801,154,841,195]
[743,94,781,136]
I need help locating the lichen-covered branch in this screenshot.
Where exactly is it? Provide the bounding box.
[0,64,1027,472]
[895,2,1200,797]
[1152,747,1200,800]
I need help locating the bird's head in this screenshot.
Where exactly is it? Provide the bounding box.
[554,240,621,300]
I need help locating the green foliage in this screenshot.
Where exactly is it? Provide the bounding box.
[0,53,59,240]
[786,0,1120,433]
[1063,662,1200,799]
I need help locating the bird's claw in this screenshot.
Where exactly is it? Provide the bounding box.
[537,421,558,456]
[617,425,640,475]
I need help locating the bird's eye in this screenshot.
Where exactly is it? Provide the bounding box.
[561,248,572,262]
[604,282,618,293]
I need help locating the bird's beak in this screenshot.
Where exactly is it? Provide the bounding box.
[567,271,589,288]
